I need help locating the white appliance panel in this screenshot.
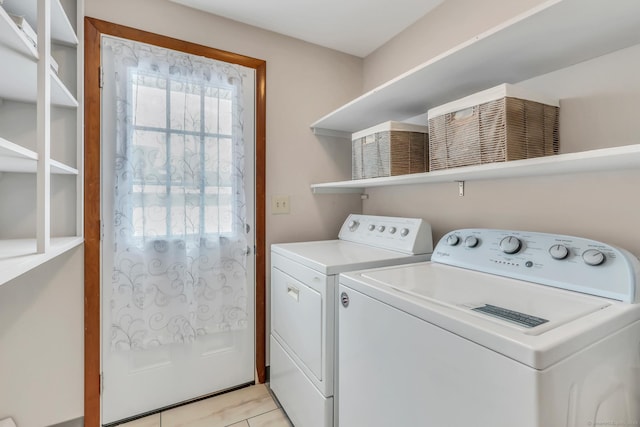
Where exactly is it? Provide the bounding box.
[338,285,540,427]
[270,337,333,427]
[339,284,640,427]
[272,267,324,381]
[271,240,430,275]
[342,262,640,369]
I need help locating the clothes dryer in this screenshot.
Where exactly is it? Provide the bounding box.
[270,214,433,427]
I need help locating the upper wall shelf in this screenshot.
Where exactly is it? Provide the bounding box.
[310,145,640,193]
[310,0,640,135]
[2,0,78,46]
[0,236,83,288]
[0,137,78,174]
[0,5,78,106]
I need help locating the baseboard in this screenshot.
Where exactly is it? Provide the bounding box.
[47,417,83,427]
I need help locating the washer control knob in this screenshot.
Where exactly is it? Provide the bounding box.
[446,234,460,246]
[400,228,410,237]
[388,227,397,234]
[348,220,359,231]
[378,225,386,232]
[368,224,376,231]
[500,236,522,254]
[582,249,606,266]
[549,244,569,260]
[464,236,479,248]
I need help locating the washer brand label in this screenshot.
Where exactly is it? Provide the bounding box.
[341,292,350,308]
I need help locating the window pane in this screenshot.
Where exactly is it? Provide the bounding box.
[126,73,238,240]
[218,137,233,187]
[131,130,168,184]
[170,81,202,132]
[132,73,167,128]
[203,87,219,134]
[219,89,233,135]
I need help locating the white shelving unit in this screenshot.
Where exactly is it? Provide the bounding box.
[311,145,640,193]
[0,0,82,287]
[309,0,640,193]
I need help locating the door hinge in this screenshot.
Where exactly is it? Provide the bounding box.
[100,220,104,241]
[99,66,104,88]
[100,372,103,395]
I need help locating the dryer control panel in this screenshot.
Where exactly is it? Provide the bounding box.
[433,229,640,303]
[338,214,433,255]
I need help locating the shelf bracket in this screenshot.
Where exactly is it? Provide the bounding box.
[457,181,465,197]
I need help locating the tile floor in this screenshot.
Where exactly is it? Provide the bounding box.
[116,384,292,427]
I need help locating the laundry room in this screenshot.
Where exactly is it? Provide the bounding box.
[0,0,639,426]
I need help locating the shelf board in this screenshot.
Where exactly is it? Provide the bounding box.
[0,137,78,174]
[311,0,640,134]
[310,144,640,193]
[0,43,78,107]
[0,4,39,58]
[0,236,83,287]
[2,0,78,45]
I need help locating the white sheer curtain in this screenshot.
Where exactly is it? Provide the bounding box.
[104,36,249,350]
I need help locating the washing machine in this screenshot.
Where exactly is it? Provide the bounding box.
[338,228,640,427]
[269,214,433,427]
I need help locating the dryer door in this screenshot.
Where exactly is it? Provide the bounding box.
[271,252,335,395]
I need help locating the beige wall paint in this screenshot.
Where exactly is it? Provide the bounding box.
[0,248,84,427]
[363,7,640,256]
[363,0,546,90]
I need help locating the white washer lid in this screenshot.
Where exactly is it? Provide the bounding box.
[272,240,429,275]
[340,262,640,369]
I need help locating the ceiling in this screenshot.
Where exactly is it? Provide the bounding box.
[169,0,444,57]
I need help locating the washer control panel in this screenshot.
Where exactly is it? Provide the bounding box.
[432,229,640,303]
[338,214,433,255]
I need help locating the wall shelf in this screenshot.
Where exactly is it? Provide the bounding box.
[0,236,83,287]
[0,0,83,287]
[0,136,77,175]
[310,0,640,135]
[0,42,78,107]
[311,145,640,194]
[2,0,78,46]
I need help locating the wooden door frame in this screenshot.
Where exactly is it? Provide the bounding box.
[84,17,266,427]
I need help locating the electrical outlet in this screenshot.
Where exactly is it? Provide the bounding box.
[272,195,290,214]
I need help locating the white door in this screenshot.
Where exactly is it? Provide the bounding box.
[100,35,256,424]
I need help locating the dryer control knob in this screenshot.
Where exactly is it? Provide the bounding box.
[549,244,569,260]
[378,225,386,232]
[500,236,522,254]
[446,234,460,246]
[348,220,359,231]
[388,227,397,234]
[400,228,410,237]
[582,249,606,266]
[464,236,479,248]
[368,224,376,231]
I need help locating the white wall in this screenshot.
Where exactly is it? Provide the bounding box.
[0,248,84,427]
[361,1,640,257]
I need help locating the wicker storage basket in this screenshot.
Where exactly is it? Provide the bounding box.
[352,121,429,179]
[428,84,559,171]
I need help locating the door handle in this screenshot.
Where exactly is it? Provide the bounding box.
[287,284,299,302]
